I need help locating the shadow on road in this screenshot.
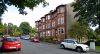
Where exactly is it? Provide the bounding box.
[58,48,88,53]
[59,48,76,51]
[0,48,19,53]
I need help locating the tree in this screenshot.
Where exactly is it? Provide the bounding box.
[87,28,96,39]
[19,22,31,35]
[29,27,36,38]
[0,0,48,17]
[0,18,4,36]
[72,0,100,28]
[68,22,94,42]
[7,23,13,35]
[95,28,100,38]
[12,25,21,37]
[0,22,4,36]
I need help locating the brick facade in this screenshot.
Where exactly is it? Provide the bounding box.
[35,4,76,41]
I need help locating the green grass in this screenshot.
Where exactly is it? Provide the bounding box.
[96,46,100,51]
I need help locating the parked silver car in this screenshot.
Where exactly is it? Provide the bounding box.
[60,39,89,52]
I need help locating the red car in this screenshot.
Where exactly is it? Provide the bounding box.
[1,37,21,51]
[30,38,39,42]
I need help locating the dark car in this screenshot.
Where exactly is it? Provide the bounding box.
[1,37,21,51]
[20,36,30,40]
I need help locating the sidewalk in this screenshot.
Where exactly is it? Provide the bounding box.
[95,50,100,53]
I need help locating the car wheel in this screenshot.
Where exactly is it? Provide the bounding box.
[76,47,83,52]
[60,44,65,49]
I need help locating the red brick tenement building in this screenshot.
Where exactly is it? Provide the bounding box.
[35,4,77,41]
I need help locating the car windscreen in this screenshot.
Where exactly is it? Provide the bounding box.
[5,38,18,42]
[75,41,79,44]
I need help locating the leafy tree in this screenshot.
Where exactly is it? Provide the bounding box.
[0,0,48,17]
[3,23,8,34]
[95,28,100,38]
[87,29,96,39]
[12,25,21,36]
[0,22,4,36]
[19,22,31,35]
[72,0,100,28]
[29,27,36,38]
[68,22,94,42]
[0,18,4,36]
[13,32,21,37]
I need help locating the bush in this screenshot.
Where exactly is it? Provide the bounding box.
[85,39,100,46]
[39,37,45,41]
[95,39,100,46]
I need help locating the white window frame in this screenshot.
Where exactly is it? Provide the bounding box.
[48,31,51,36]
[60,7,64,13]
[52,21,55,27]
[58,18,60,24]
[48,23,51,28]
[61,17,64,24]
[61,28,64,34]
[58,28,60,34]
[43,18,45,22]
[48,15,50,19]
[43,25,45,29]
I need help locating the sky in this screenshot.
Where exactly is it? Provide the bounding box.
[2,0,74,27]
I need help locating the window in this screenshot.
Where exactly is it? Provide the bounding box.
[60,7,64,12]
[52,30,54,36]
[43,32,45,37]
[48,15,50,19]
[58,29,60,34]
[48,31,51,36]
[36,28,38,31]
[58,28,64,34]
[40,32,43,37]
[36,22,38,26]
[52,21,55,27]
[48,23,51,28]
[5,38,18,42]
[64,40,67,42]
[46,24,48,28]
[58,18,61,24]
[46,31,48,36]
[43,25,45,29]
[43,18,45,22]
[57,9,60,13]
[61,17,64,24]
[67,40,73,43]
[46,16,48,20]
[61,28,64,34]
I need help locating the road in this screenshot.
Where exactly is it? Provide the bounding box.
[0,39,99,54]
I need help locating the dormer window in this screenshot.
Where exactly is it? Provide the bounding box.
[43,18,45,22]
[60,7,64,13]
[46,16,48,20]
[48,15,50,20]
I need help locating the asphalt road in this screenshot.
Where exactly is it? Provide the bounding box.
[0,39,99,54]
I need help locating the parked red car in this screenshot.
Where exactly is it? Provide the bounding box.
[30,37,39,42]
[1,37,21,51]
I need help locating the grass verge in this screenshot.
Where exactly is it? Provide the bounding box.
[96,46,100,51]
